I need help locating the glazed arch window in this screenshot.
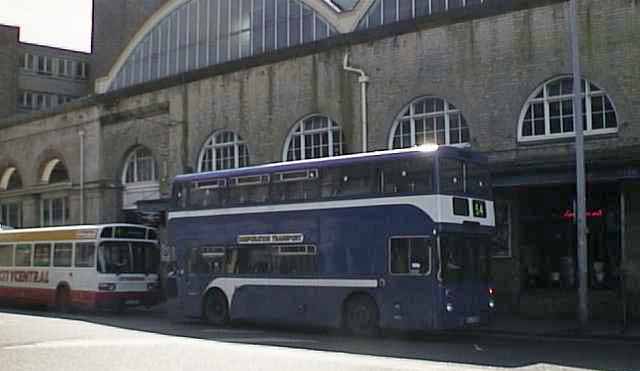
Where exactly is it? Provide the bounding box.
[389,97,470,149]
[41,159,69,184]
[518,77,618,142]
[283,116,343,161]
[123,147,158,184]
[0,167,22,191]
[198,131,249,172]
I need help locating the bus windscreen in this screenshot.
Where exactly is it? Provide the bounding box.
[98,242,159,274]
[441,235,490,284]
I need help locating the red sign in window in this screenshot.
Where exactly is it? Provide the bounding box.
[561,209,604,220]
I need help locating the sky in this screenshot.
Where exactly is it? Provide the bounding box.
[0,0,92,52]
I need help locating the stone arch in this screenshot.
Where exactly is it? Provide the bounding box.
[0,166,22,191]
[40,158,70,184]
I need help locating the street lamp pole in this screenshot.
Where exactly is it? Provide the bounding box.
[79,129,85,224]
[569,0,589,326]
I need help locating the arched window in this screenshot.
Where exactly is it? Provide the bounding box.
[0,167,22,191]
[357,0,484,30]
[518,77,618,142]
[123,147,158,184]
[198,131,249,172]
[283,115,343,161]
[122,147,160,210]
[106,0,338,92]
[41,159,69,184]
[389,97,469,149]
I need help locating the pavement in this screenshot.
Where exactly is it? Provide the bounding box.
[454,313,640,342]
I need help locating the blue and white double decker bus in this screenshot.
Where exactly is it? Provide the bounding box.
[168,145,496,335]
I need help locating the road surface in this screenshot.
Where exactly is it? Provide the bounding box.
[0,306,637,371]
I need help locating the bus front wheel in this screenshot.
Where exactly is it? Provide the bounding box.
[203,289,229,326]
[55,286,71,313]
[343,294,379,336]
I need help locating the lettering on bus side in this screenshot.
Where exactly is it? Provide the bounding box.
[0,270,49,283]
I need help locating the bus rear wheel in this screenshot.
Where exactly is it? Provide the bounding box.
[55,287,71,313]
[203,289,229,326]
[343,294,379,337]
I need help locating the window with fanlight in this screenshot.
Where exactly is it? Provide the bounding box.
[198,131,249,172]
[283,115,343,161]
[123,147,158,184]
[518,77,618,142]
[121,147,160,210]
[389,97,470,149]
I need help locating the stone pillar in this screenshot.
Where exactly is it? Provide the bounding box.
[490,189,521,314]
[21,195,40,228]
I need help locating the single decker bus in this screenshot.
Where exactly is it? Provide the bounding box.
[0,224,161,312]
[168,146,496,335]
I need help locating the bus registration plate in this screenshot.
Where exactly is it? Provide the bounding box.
[465,316,480,324]
[125,300,140,305]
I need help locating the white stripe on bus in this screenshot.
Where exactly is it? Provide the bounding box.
[204,278,380,308]
[168,195,495,227]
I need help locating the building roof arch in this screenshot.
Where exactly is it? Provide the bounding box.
[96,0,368,93]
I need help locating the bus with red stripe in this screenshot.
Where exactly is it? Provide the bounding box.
[0,224,161,312]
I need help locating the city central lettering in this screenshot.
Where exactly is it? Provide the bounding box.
[0,270,49,283]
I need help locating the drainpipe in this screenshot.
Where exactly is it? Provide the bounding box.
[343,53,370,153]
[78,129,85,224]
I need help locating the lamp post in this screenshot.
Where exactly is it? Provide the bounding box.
[78,129,85,224]
[569,0,589,326]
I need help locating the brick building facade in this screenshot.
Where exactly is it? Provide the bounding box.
[0,0,638,319]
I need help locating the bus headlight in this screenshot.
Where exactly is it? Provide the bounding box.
[98,283,116,291]
[446,303,454,312]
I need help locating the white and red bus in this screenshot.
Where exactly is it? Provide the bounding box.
[0,224,161,312]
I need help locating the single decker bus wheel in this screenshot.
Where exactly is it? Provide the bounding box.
[55,286,71,313]
[343,294,379,336]
[203,289,229,326]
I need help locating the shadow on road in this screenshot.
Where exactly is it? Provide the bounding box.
[1,303,636,371]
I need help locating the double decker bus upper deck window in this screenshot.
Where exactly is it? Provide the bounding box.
[228,175,270,205]
[173,183,188,209]
[439,158,465,194]
[466,163,491,199]
[439,158,491,199]
[271,169,320,202]
[333,164,377,197]
[190,179,226,208]
[382,159,434,194]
